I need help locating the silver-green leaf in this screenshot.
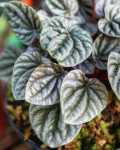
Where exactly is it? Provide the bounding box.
[37,10,50,26]
[95,0,120,18]
[25,63,66,106]
[107,52,120,100]
[98,5,120,37]
[4,2,41,45]
[60,70,108,125]
[40,17,93,67]
[0,46,24,83]
[29,104,82,148]
[45,0,79,18]
[92,34,120,70]
[12,51,50,100]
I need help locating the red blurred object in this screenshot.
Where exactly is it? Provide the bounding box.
[0,81,6,138]
[21,0,33,6]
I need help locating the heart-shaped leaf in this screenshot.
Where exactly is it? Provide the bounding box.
[60,70,108,125]
[95,0,120,18]
[25,63,67,106]
[73,58,95,74]
[107,52,120,100]
[12,51,50,100]
[46,0,79,18]
[40,17,93,67]
[4,2,41,45]
[29,104,82,148]
[92,34,120,70]
[0,46,24,83]
[98,5,120,38]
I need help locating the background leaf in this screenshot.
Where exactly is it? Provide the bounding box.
[60,70,108,125]
[0,46,24,83]
[29,104,82,148]
[83,23,98,36]
[107,52,120,100]
[40,17,93,67]
[78,0,93,21]
[73,58,95,74]
[69,16,85,29]
[12,51,50,100]
[95,0,120,18]
[4,2,41,45]
[46,0,79,18]
[98,5,120,37]
[25,63,66,106]
[92,34,120,70]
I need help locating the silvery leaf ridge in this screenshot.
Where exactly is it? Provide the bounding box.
[4,2,41,45]
[0,46,24,83]
[40,16,93,67]
[98,5,120,37]
[107,52,120,100]
[25,63,67,106]
[60,70,108,125]
[46,0,79,18]
[29,104,82,148]
[92,34,120,70]
[12,51,50,100]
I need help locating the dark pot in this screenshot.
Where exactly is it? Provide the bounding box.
[6,99,55,150]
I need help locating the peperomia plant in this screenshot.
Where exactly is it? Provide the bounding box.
[0,0,120,148]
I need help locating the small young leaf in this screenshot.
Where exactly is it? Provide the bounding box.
[29,104,82,148]
[107,52,120,100]
[46,0,79,18]
[92,34,120,70]
[95,0,120,18]
[0,46,24,83]
[98,5,120,37]
[4,2,41,45]
[60,70,108,125]
[73,58,95,74]
[37,10,50,26]
[40,17,93,67]
[12,51,50,100]
[25,63,67,106]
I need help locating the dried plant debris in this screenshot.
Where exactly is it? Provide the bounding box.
[6,86,120,149]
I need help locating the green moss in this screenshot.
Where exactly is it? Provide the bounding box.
[100,121,111,138]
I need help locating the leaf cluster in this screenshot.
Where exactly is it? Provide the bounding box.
[0,0,120,148]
